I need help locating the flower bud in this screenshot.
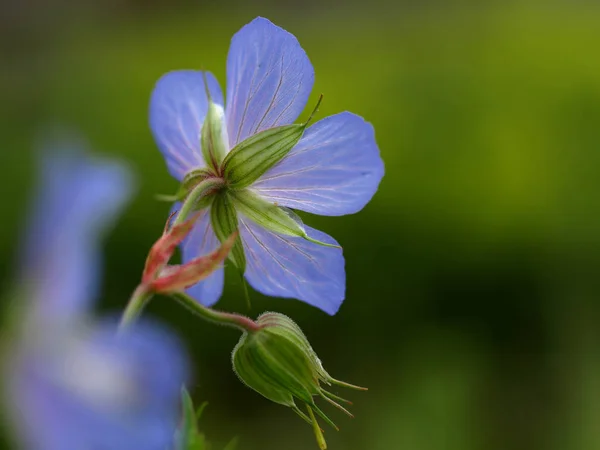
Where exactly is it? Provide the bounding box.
[142,213,197,285]
[141,213,236,294]
[232,312,366,446]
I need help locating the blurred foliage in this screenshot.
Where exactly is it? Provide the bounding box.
[2,1,600,449]
[179,389,238,450]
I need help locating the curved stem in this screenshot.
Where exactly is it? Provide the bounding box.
[119,285,154,331]
[172,177,224,227]
[170,291,261,333]
[120,178,225,331]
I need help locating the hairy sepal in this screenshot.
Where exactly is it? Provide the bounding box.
[222,124,305,189]
[230,190,340,248]
[232,329,318,408]
[201,101,228,173]
[230,312,364,438]
[164,168,219,206]
[210,192,245,271]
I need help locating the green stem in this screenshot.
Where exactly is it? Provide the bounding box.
[170,291,261,333]
[119,285,154,331]
[172,177,224,227]
[119,178,226,331]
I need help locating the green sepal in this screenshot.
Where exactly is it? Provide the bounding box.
[232,329,318,407]
[187,193,215,212]
[154,168,215,203]
[200,72,228,172]
[182,168,214,191]
[232,333,297,408]
[257,312,329,381]
[201,101,228,173]
[155,193,214,210]
[239,271,252,310]
[210,192,246,271]
[222,124,305,189]
[230,190,340,248]
[170,168,216,204]
[307,405,328,450]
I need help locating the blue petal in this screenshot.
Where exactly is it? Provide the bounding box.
[253,112,384,216]
[8,319,188,450]
[225,17,314,147]
[22,143,132,323]
[177,204,225,307]
[239,215,345,315]
[149,70,224,180]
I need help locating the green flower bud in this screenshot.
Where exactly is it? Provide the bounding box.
[232,312,366,448]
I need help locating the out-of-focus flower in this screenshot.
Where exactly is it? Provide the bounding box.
[19,143,131,325]
[150,17,384,315]
[9,319,187,450]
[2,140,188,450]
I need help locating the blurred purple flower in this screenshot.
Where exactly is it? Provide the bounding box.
[149,17,384,314]
[20,142,130,323]
[4,141,188,450]
[9,319,188,450]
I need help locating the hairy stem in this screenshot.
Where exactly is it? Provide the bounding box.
[172,177,224,227]
[120,178,225,330]
[170,291,261,333]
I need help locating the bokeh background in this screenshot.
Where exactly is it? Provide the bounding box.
[2,0,600,449]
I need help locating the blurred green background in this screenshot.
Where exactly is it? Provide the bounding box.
[2,0,600,449]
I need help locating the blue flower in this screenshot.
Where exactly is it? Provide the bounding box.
[149,17,384,315]
[4,140,188,450]
[19,142,131,323]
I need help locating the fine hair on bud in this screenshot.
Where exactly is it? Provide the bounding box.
[231,312,367,447]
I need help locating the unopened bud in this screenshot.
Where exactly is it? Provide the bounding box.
[150,233,237,293]
[141,213,236,294]
[142,213,197,285]
[232,312,366,447]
